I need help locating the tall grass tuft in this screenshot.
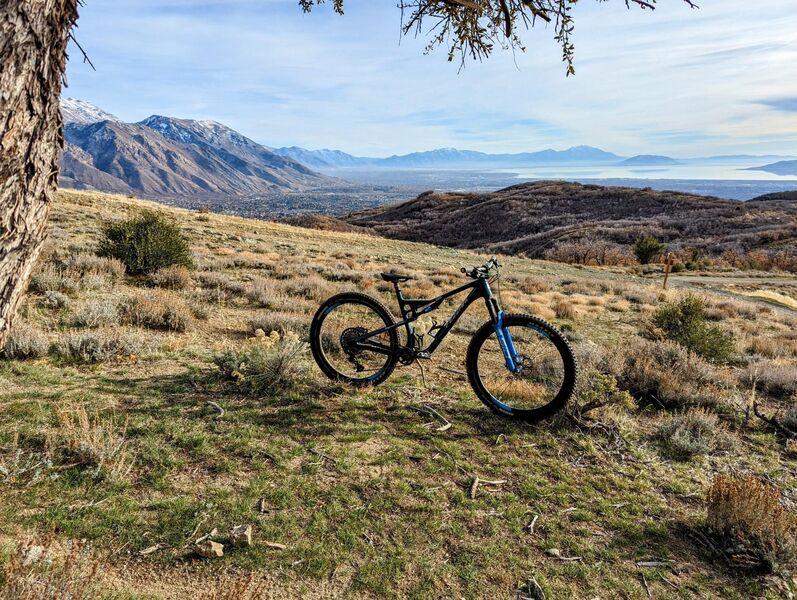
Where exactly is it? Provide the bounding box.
[214,331,309,395]
[706,474,796,572]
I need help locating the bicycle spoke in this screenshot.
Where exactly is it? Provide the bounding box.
[476,324,567,412]
[318,301,394,381]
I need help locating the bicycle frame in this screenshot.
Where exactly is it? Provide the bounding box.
[350,276,521,372]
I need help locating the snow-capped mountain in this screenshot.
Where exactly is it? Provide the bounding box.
[59,101,338,199]
[60,98,119,124]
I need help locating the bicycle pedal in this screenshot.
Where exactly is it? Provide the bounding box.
[415,351,431,359]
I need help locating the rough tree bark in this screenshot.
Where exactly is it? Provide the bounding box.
[0,0,78,348]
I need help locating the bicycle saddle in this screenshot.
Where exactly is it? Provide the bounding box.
[380,272,414,283]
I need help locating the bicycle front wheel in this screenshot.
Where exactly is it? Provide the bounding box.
[310,292,399,387]
[466,314,576,422]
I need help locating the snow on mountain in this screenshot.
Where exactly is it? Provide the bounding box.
[60,98,120,124]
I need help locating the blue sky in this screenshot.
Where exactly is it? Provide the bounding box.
[66,0,797,157]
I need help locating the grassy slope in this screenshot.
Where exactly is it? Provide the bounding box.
[1,189,795,599]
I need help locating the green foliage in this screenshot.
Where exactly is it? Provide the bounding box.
[632,235,665,265]
[653,295,735,363]
[572,370,635,418]
[98,211,193,276]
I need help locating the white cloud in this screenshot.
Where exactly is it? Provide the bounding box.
[66,0,797,156]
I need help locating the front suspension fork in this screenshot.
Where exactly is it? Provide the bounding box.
[493,310,521,373]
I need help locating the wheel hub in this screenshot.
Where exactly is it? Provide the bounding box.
[340,326,367,354]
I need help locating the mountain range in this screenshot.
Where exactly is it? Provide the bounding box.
[273,145,626,169]
[59,100,338,200]
[59,99,797,204]
[273,144,797,171]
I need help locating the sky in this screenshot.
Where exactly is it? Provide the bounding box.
[65,0,797,157]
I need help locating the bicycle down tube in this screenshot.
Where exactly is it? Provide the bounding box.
[350,274,521,370]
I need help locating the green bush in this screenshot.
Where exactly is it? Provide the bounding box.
[633,235,665,265]
[653,295,735,363]
[97,211,193,276]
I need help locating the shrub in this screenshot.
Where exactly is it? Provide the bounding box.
[552,299,577,320]
[706,474,796,572]
[149,265,194,290]
[570,370,635,419]
[39,290,71,310]
[70,300,119,329]
[28,266,79,296]
[633,235,665,264]
[97,210,193,276]
[119,293,193,332]
[197,272,245,302]
[64,253,126,279]
[249,312,309,337]
[614,339,727,409]
[783,396,797,431]
[214,331,309,395]
[544,238,634,266]
[52,330,147,363]
[284,275,333,301]
[653,295,735,364]
[744,361,797,399]
[656,409,732,460]
[244,278,278,308]
[2,324,48,360]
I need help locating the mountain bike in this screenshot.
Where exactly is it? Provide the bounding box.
[309,257,577,422]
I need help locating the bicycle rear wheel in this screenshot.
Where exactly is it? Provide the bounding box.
[466,314,576,422]
[310,292,399,386]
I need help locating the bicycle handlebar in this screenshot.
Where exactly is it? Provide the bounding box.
[461,256,500,279]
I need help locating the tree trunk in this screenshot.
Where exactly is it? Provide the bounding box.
[0,0,77,348]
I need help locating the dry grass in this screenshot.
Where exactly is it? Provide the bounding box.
[149,265,194,290]
[47,405,131,481]
[706,474,796,572]
[552,299,577,320]
[1,538,100,600]
[120,291,193,332]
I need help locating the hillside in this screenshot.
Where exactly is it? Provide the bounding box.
[342,181,797,261]
[59,101,338,200]
[1,189,795,598]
